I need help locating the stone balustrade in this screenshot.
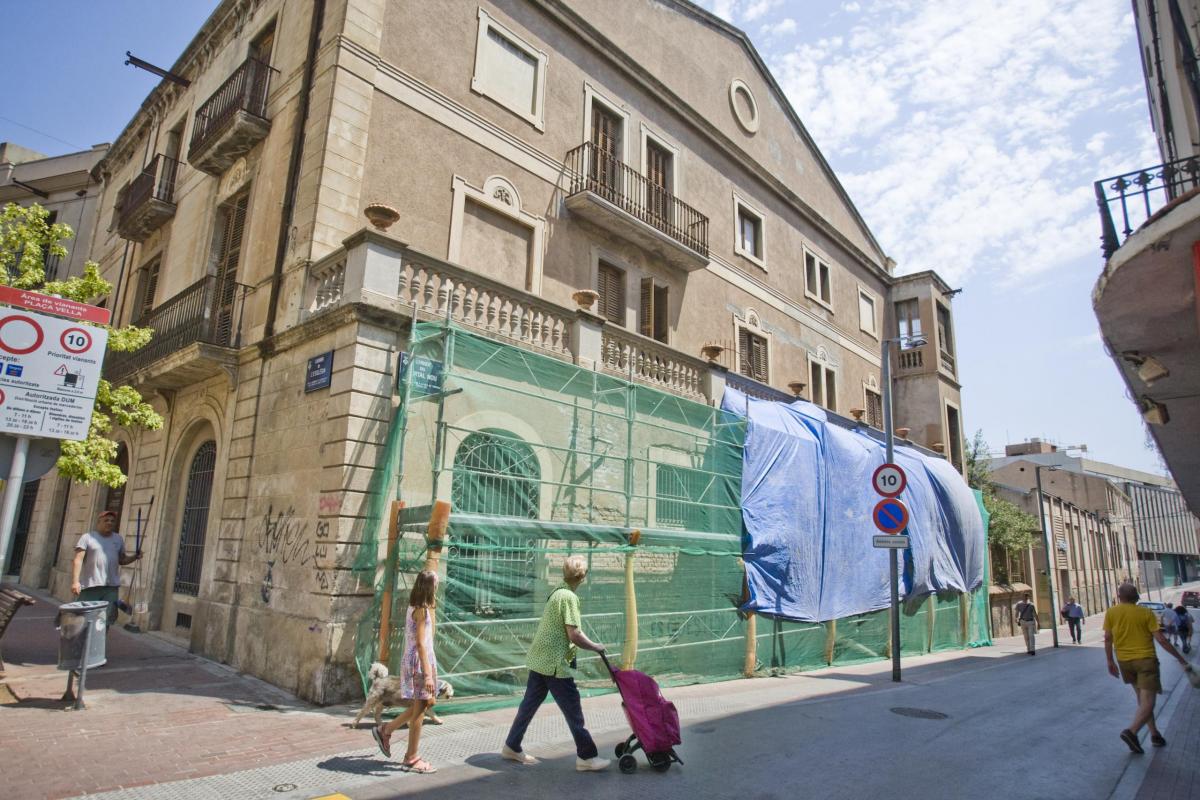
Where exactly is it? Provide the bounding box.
[600,327,707,400]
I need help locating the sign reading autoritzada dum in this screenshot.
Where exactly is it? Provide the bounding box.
[0,306,108,441]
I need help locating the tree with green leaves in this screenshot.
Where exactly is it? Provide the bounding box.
[965,428,1037,557]
[0,202,161,487]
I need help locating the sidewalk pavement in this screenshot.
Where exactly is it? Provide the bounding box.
[1,582,1198,800]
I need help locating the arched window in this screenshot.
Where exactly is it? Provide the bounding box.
[173,441,216,596]
[449,430,539,617]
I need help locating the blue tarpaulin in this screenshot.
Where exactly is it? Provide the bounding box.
[722,388,985,623]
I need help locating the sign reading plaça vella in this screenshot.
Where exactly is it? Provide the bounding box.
[0,307,108,440]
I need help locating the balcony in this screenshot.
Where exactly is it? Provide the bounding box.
[188,58,276,176]
[564,142,709,271]
[116,155,180,242]
[1093,156,1200,517]
[106,275,249,389]
[939,349,956,376]
[896,347,924,372]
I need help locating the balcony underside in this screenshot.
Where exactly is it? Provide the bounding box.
[110,341,237,392]
[1095,193,1200,515]
[565,191,709,271]
[188,111,270,176]
[117,197,176,242]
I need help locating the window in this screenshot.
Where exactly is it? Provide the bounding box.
[212,191,249,344]
[936,302,955,357]
[656,464,711,530]
[589,101,624,196]
[645,139,673,223]
[858,288,877,336]
[103,444,129,520]
[174,441,216,596]
[597,261,626,326]
[164,119,185,163]
[895,299,922,347]
[865,388,883,428]
[734,197,764,266]
[471,9,548,130]
[809,359,837,411]
[738,327,768,382]
[250,21,276,64]
[804,251,832,308]
[134,260,160,323]
[639,278,669,343]
[946,404,963,472]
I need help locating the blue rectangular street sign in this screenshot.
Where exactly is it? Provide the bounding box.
[398,352,444,396]
[304,351,334,393]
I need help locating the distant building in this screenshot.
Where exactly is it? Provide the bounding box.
[1093,1,1200,517]
[987,439,1200,588]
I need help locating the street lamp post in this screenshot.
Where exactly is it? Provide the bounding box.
[1034,465,1061,649]
[881,332,926,681]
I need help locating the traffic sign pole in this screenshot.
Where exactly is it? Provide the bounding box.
[0,435,29,577]
[881,338,901,683]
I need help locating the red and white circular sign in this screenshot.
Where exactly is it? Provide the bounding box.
[60,327,93,354]
[0,314,44,355]
[872,463,907,497]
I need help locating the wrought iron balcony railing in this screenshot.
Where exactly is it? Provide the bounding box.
[565,141,709,257]
[190,57,275,157]
[116,154,180,240]
[107,275,248,382]
[1094,156,1200,258]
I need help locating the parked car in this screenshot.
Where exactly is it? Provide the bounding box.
[1138,601,1173,629]
[1182,591,1199,609]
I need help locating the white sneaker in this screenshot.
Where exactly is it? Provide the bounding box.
[576,756,611,772]
[501,745,538,765]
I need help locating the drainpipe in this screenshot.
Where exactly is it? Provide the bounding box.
[263,0,325,343]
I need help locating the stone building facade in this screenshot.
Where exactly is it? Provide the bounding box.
[11,0,966,702]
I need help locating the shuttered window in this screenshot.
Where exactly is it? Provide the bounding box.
[866,389,883,428]
[646,140,672,223]
[639,277,669,343]
[212,191,248,344]
[590,104,623,195]
[134,260,160,323]
[810,361,837,411]
[738,327,768,382]
[597,261,625,325]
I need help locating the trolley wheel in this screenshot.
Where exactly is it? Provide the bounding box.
[619,754,638,774]
[649,753,671,773]
[615,741,627,758]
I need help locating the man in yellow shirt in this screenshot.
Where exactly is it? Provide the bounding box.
[1104,582,1189,753]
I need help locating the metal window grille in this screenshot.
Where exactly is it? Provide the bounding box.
[655,465,711,530]
[448,430,540,616]
[173,441,216,596]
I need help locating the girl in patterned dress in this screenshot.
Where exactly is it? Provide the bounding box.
[372,569,439,773]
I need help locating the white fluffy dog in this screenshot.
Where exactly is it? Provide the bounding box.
[352,662,454,727]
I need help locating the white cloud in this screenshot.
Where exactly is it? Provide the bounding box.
[742,0,782,22]
[767,0,1141,285]
[761,17,797,38]
[843,1,861,11]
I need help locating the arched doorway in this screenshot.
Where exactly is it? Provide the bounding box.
[163,440,216,635]
[448,429,539,617]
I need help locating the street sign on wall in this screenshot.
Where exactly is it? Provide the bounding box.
[398,352,444,396]
[305,351,334,393]
[0,308,108,440]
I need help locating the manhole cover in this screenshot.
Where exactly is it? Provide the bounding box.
[890,707,949,720]
[272,784,297,793]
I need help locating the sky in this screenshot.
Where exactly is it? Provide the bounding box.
[0,1,1167,475]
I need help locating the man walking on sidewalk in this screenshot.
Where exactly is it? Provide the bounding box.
[500,555,610,772]
[71,511,140,626]
[1104,582,1189,754]
[1015,593,1039,654]
[1062,597,1085,644]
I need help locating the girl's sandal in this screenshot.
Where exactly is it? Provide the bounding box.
[403,758,437,774]
[372,725,392,758]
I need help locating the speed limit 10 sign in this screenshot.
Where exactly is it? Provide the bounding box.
[872,463,907,497]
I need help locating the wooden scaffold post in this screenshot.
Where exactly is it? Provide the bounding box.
[622,529,641,670]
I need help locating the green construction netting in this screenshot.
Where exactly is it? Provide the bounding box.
[352,322,991,713]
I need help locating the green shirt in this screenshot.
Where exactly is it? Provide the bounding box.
[527,585,581,678]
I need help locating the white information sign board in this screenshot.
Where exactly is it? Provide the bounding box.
[873,535,910,549]
[0,309,108,441]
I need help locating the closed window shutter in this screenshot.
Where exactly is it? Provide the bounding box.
[639,277,654,337]
[213,192,249,343]
[824,367,836,411]
[738,327,751,375]
[136,261,160,322]
[598,262,624,325]
[752,335,767,381]
[653,284,668,343]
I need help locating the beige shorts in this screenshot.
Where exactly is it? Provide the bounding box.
[1118,658,1162,694]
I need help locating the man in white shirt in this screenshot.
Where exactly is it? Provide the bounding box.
[1061,597,1086,644]
[1015,593,1039,655]
[71,511,140,625]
